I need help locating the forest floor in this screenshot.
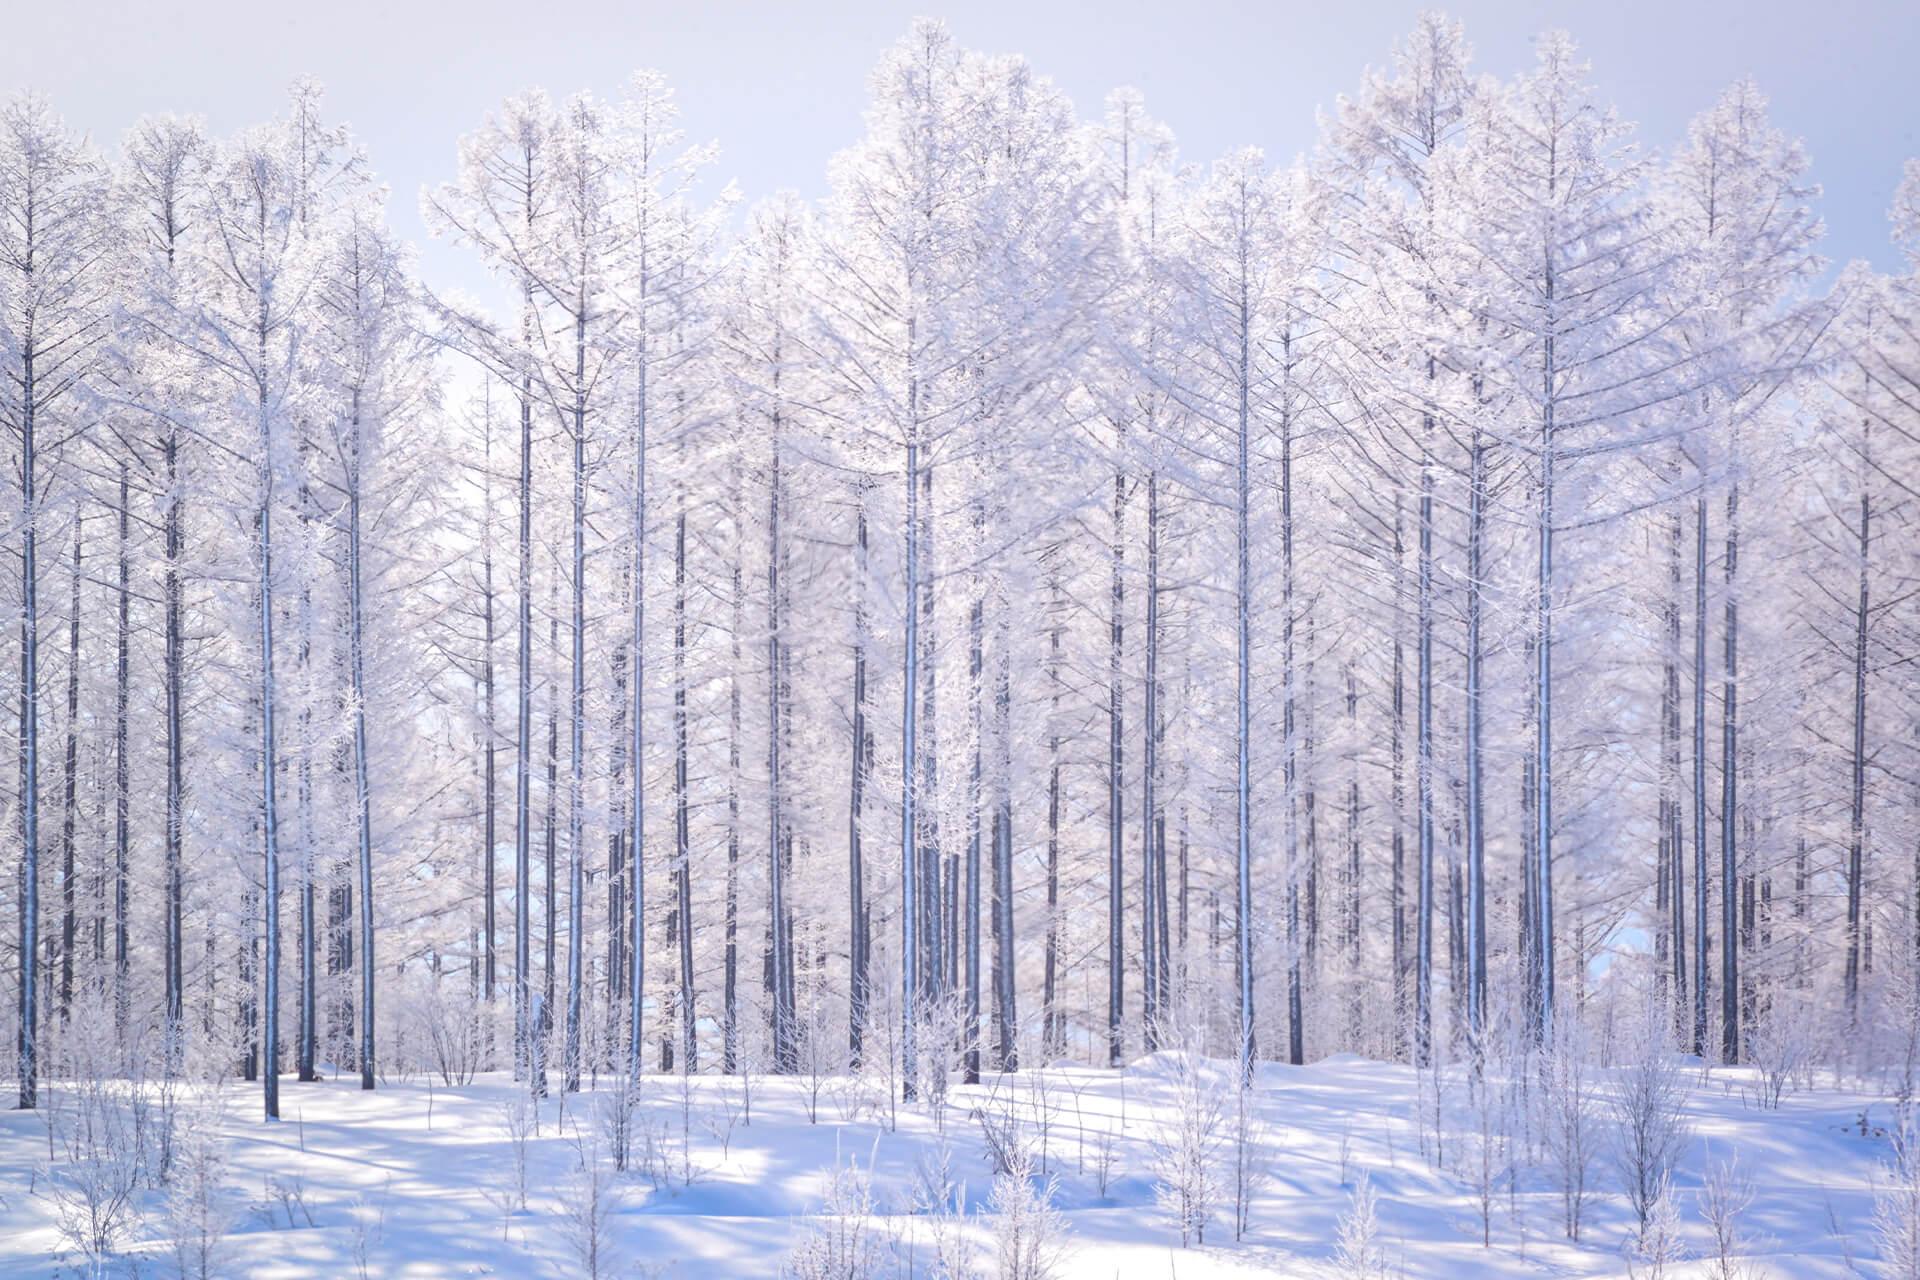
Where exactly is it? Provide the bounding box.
[0,1048,1897,1277]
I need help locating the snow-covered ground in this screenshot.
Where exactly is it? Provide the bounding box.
[0,1052,1896,1278]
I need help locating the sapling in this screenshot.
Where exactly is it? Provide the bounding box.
[910,1139,975,1280]
[676,1060,700,1185]
[989,1150,1068,1280]
[1876,1117,1920,1280]
[1743,996,1808,1111]
[1150,1045,1224,1246]
[559,1125,626,1279]
[349,1176,392,1280]
[1626,1174,1686,1279]
[164,1066,233,1280]
[1465,1066,1504,1247]
[260,1173,318,1229]
[44,992,149,1270]
[706,1074,744,1160]
[976,1075,1028,1178]
[1089,1122,1117,1200]
[597,1073,640,1173]
[1697,1150,1758,1280]
[1609,1009,1691,1242]
[1025,1069,1057,1176]
[1230,1079,1272,1241]
[1540,1018,1599,1241]
[1331,1173,1387,1280]
[785,1152,886,1280]
[499,1095,534,1208]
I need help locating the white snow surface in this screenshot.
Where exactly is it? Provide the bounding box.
[0,1052,1892,1277]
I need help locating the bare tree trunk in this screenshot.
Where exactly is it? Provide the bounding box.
[514,278,536,1079]
[114,462,130,1037]
[1464,430,1487,1047]
[1142,467,1161,1050]
[297,458,318,1084]
[1108,450,1126,1067]
[544,587,559,1041]
[1344,664,1362,1047]
[1414,405,1434,1067]
[1283,381,1303,1069]
[256,309,284,1122]
[163,419,185,1045]
[964,502,984,1085]
[1844,442,1870,1019]
[563,302,589,1094]
[847,492,870,1065]
[1390,498,1408,1062]
[991,531,1017,1073]
[627,349,649,1081]
[674,502,697,1073]
[768,423,794,1073]
[1042,558,1063,1059]
[482,409,498,1008]
[58,516,81,1027]
[725,468,742,1074]
[1662,493,1686,1032]
[1533,293,1558,1047]
[607,589,629,1062]
[900,404,921,1102]
[14,280,42,1110]
[1720,470,1740,1065]
[1233,252,1255,1086]
[346,400,378,1091]
[918,462,943,1018]
[1693,495,1710,1055]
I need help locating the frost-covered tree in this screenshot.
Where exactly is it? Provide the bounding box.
[0,93,110,1109]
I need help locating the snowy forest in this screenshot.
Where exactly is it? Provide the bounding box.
[3,11,1919,1277]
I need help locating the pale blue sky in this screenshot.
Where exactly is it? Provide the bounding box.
[8,0,1916,306]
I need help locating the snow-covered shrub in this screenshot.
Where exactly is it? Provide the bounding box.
[919,990,973,1126]
[990,1151,1067,1280]
[1151,1049,1225,1246]
[1462,1063,1510,1248]
[705,1074,745,1159]
[595,1074,640,1173]
[827,1060,878,1126]
[559,1126,625,1279]
[906,1137,977,1279]
[1540,1019,1600,1241]
[911,1138,964,1220]
[44,995,150,1271]
[348,1177,391,1280]
[498,1095,534,1209]
[785,1155,886,1280]
[1089,1122,1118,1199]
[1331,1173,1387,1280]
[1625,1173,1686,1279]
[633,1103,686,1191]
[1231,1079,1273,1241]
[976,1076,1030,1178]
[1743,996,1809,1111]
[164,1069,233,1280]
[1875,1117,1920,1280]
[1024,1070,1060,1176]
[1697,1150,1758,1280]
[420,977,487,1086]
[256,1173,318,1229]
[1609,1012,1691,1241]
[798,958,843,1125]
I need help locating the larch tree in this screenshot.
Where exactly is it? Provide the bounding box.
[0,93,110,1109]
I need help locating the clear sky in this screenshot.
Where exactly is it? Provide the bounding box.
[8,0,1916,308]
